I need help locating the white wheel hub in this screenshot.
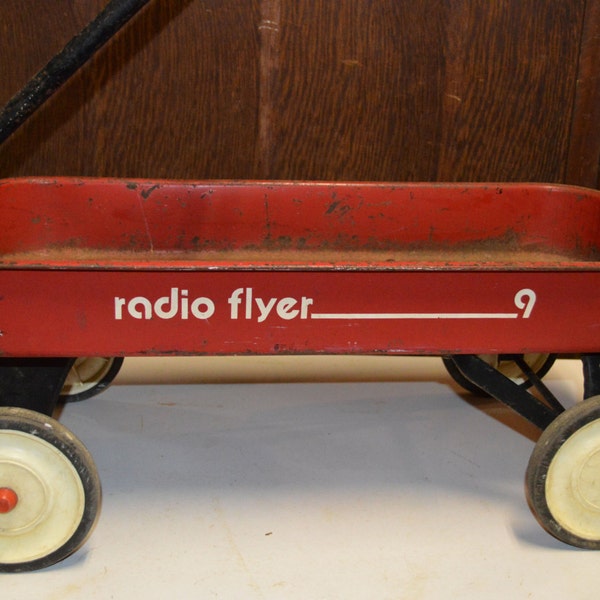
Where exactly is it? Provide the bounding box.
[478,353,550,384]
[546,419,600,540]
[0,430,85,564]
[63,357,114,396]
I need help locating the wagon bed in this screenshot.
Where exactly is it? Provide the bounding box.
[1,178,599,271]
[1,178,599,359]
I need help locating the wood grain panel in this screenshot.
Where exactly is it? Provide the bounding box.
[0,0,259,179]
[0,0,596,186]
[272,0,584,182]
[273,1,446,181]
[0,0,102,176]
[567,0,600,188]
[436,1,583,182]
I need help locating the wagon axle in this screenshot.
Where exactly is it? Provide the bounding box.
[0,487,18,513]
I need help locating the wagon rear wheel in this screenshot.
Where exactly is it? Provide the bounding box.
[526,395,600,549]
[61,357,123,402]
[0,407,101,572]
[443,353,555,396]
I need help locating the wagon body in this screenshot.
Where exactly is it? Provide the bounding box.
[2,177,600,569]
[1,177,599,358]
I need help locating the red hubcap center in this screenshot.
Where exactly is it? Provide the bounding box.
[0,487,18,513]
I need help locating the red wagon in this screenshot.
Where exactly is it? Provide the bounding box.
[1,176,600,570]
[2,0,600,573]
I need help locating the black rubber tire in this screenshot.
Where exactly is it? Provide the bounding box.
[526,395,600,549]
[0,407,101,572]
[61,357,124,402]
[442,354,556,396]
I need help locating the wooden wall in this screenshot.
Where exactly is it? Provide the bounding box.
[0,0,598,187]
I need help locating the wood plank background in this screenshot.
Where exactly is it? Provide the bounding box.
[0,0,598,187]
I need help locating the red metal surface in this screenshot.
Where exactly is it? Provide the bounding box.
[0,178,599,357]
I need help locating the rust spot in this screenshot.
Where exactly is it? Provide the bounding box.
[326,201,340,214]
[141,184,160,199]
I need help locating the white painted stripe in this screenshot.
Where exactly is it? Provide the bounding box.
[310,312,519,320]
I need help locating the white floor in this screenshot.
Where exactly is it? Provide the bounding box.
[3,356,598,599]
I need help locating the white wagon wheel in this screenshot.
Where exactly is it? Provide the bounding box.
[526,395,600,548]
[0,407,101,572]
[61,357,124,402]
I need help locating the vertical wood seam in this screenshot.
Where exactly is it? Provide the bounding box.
[566,0,600,187]
[257,0,281,179]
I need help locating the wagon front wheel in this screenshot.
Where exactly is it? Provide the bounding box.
[526,395,600,548]
[0,407,101,572]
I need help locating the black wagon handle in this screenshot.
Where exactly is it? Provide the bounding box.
[0,0,153,147]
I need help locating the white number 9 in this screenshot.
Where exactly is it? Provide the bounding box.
[515,288,536,318]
